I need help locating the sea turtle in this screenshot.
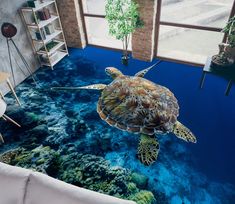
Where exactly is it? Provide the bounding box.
[52,61,196,165]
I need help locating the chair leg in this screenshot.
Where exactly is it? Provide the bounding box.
[6,78,21,106]
[0,133,4,143]
[0,91,5,100]
[2,114,21,127]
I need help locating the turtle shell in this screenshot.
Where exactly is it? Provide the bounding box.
[97,76,179,135]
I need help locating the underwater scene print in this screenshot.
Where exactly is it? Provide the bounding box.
[0,46,235,204]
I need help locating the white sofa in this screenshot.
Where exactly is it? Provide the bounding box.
[0,162,136,204]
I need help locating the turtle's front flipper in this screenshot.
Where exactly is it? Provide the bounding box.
[137,134,160,166]
[134,60,162,78]
[51,84,107,91]
[173,121,197,143]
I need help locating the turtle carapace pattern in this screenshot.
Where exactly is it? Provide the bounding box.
[52,61,197,166]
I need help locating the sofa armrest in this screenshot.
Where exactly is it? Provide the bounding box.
[0,162,136,204]
[24,171,136,204]
[0,162,31,204]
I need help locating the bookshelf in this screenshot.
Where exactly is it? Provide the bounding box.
[20,0,68,69]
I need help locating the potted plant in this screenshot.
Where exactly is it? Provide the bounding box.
[223,16,235,62]
[211,45,231,69]
[105,0,143,66]
[211,16,235,68]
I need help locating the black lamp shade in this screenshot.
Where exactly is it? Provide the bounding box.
[1,22,17,38]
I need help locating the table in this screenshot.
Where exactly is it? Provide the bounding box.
[200,57,235,96]
[0,72,21,105]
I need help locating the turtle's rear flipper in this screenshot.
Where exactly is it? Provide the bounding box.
[137,134,160,166]
[51,84,107,91]
[173,121,197,143]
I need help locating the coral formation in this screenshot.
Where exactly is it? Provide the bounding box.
[0,145,155,203]
[129,191,155,204]
[0,148,23,164]
[58,153,155,202]
[0,47,234,204]
[131,172,148,189]
[1,146,59,175]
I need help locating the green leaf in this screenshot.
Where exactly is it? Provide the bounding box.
[105,0,144,54]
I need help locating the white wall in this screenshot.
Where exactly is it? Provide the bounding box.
[0,0,38,94]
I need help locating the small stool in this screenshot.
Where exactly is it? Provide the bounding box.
[0,72,21,106]
[0,98,21,143]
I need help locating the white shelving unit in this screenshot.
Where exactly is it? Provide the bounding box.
[20,0,68,69]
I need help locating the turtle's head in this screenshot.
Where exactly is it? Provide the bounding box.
[105,67,123,79]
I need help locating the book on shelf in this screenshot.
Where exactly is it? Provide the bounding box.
[43,8,51,19]
[40,41,59,52]
[27,0,41,8]
[37,8,51,20]
[35,28,46,40]
[44,24,55,35]
[27,0,46,8]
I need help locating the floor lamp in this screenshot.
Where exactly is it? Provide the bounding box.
[1,22,37,87]
[0,98,21,143]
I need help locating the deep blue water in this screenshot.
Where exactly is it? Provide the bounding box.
[1,45,235,203]
[69,46,235,184]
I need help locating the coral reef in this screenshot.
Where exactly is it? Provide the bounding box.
[0,145,155,203]
[0,47,234,204]
[58,152,156,203]
[0,146,59,175]
[129,191,155,204]
[0,148,23,164]
[131,172,148,189]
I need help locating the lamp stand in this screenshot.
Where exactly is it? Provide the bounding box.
[6,37,37,87]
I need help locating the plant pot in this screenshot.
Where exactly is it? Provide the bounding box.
[121,55,129,66]
[211,54,233,70]
[225,45,235,62]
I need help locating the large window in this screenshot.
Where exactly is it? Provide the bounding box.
[81,0,132,50]
[156,0,235,65]
[82,0,105,15]
[158,26,224,63]
[81,0,235,65]
[160,0,233,27]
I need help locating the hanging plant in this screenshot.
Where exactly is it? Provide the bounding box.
[105,0,143,65]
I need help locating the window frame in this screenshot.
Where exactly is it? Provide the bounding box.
[80,0,235,66]
[80,0,128,52]
[154,0,235,67]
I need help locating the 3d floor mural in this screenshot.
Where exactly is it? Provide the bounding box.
[0,47,235,204]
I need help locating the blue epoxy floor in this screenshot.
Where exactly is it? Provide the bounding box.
[70,46,235,184]
[1,46,235,203]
